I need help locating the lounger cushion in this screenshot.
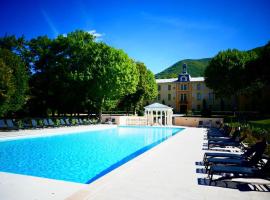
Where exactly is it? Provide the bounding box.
[205,152,243,159]
[207,158,245,165]
[211,165,257,174]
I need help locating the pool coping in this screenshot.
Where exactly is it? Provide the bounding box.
[0,124,117,141]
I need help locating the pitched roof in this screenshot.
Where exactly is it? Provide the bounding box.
[156,77,204,83]
[144,103,173,110]
[190,77,205,82]
[156,78,178,83]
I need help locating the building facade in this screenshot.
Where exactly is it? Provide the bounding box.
[156,64,223,113]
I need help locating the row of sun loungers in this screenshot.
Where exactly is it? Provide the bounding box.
[201,124,269,185]
[0,118,96,130]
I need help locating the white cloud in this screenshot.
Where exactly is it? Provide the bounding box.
[87,30,103,38]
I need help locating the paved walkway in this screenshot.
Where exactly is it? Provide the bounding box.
[67,127,270,200]
[0,126,269,200]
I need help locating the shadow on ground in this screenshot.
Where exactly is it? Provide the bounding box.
[198,178,270,192]
[195,161,204,166]
[196,168,207,174]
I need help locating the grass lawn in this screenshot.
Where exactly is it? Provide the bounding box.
[249,118,270,129]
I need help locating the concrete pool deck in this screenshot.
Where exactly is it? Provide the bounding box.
[0,126,269,200]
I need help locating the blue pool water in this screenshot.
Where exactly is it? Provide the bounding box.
[0,126,183,183]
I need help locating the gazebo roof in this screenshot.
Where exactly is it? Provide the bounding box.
[144,103,173,110]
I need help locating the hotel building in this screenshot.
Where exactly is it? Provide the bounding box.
[156,64,224,113]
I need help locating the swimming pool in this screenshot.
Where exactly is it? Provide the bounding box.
[0,126,183,184]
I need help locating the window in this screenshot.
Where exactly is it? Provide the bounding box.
[197,93,201,100]
[158,85,161,91]
[197,83,201,90]
[158,94,160,100]
[197,104,201,111]
[180,94,187,101]
[181,76,187,82]
[181,84,188,90]
[168,85,171,90]
[168,94,171,100]
[209,92,214,101]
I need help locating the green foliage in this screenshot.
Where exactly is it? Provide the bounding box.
[205,49,256,98]
[37,119,44,127]
[228,122,270,156]
[118,62,157,113]
[155,45,264,79]
[16,119,23,129]
[84,42,139,119]
[155,58,211,78]
[249,119,270,129]
[0,48,29,116]
[55,119,61,126]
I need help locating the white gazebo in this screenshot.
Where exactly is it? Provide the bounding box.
[144,103,173,126]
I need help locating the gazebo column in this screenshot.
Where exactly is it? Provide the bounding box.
[166,111,168,126]
[164,111,166,125]
[147,110,148,125]
[150,110,153,125]
[152,110,154,125]
[154,110,157,124]
[160,111,163,125]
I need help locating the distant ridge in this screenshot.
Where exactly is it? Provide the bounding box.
[155,45,264,79]
[155,58,211,79]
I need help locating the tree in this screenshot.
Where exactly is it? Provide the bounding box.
[0,48,29,116]
[85,43,139,120]
[205,49,256,110]
[27,30,96,116]
[205,49,256,97]
[118,62,157,114]
[244,42,270,113]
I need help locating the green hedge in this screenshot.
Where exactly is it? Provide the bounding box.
[227,122,270,156]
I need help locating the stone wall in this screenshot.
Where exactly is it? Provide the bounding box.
[173,116,223,127]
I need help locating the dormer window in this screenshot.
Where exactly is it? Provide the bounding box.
[181,76,187,82]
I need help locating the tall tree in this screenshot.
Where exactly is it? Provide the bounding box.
[27,31,96,116]
[205,49,256,97]
[118,62,157,114]
[205,49,256,110]
[244,42,270,113]
[0,48,29,116]
[85,43,139,120]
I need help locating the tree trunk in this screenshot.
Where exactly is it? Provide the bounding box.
[98,97,104,123]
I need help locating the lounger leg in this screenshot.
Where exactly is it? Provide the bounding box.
[209,171,213,185]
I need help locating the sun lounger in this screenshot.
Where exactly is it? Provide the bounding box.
[47,119,55,127]
[65,118,72,126]
[208,158,270,185]
[203,152,244,163]
[204,140,267,171]
[0,119,8,130]
[78,118,84,125]
[207,126,232,139]
[6,119,19,130]
[43,119,54,128]
[204,139,267,162]
[208,127,241,142]
[31,119,42,128]
[59,119,65,126]
[23,119,32,129]
[208,135,246,149]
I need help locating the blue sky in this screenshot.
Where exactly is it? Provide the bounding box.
[1,0,270,74]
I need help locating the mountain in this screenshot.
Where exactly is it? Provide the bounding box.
[155,44,265,79]
[155,58,211,79]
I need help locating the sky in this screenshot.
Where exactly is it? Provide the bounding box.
[1,0,270,74]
